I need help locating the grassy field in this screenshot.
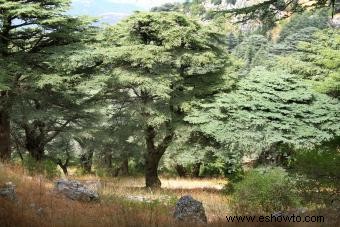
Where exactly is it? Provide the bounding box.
[0,164,332,227]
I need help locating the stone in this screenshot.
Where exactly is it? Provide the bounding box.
[0,182,16,201]
[126,195,152,203]
[55,179,99,202]
[272,207,308,218]
[329,14,340,28]
[173,195,207,223]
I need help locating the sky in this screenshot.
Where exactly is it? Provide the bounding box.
[70,0,186,24]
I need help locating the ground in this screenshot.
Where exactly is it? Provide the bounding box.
[0,164,337,227]
[0,164,232,226]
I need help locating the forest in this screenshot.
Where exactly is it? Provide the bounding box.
[0,0,339,226]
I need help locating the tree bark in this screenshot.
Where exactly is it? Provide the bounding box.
[144,125,174,188]
[145,151,162,188]
[145,125,162,188]
[0,110,11,162]
[58,163,68,176]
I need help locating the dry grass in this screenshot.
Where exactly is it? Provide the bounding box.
[0,164,329,227]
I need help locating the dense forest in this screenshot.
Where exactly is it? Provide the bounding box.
[0,0,339,226]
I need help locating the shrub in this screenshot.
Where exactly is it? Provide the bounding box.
[22,156,60,179]
[230,166,301,214]
[289,149,340,178]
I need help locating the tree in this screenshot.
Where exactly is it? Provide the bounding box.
[275,28,340,98]
[151,3,181,12]
[91,12,229,187]
[185,66,340,163]
[278,8,330,42]
[0,0,94,161]
[218,0,336,22]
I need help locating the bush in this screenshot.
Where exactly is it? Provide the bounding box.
[289,149,340,178]
[23,156,60,179]
[230,167,301,214]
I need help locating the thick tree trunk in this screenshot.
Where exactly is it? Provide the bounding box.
[0,110,11,162]
[175,164,187,177]
[145,152,162,188]
[144,124,174,188]
[145,125,162,188]
[0,17,12,161]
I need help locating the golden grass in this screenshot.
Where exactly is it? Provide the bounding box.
[0,164,329,227]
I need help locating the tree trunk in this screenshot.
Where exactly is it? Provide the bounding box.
[102,151,116,176]
[191,162,201,178]
[30,148,45,161]
[58,163,68,176]
[80,149,93,174]
[119,158,129,176]
[175,164,187,177]
[144,124,173,188]
[145,151,162,188]
[0,110,11,162]
[144,125,162,188]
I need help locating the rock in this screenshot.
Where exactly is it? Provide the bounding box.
[83,180,102,191]
[126,195,152,203]
[0,182,17,201]
[271,211,285,218]
[173,195,207,223]
[272,208,308,218]
[329,14,340,28]
[55,179,99,202]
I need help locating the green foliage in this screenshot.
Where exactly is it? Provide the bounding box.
[89,12,230,180]
[233,34,271,67]
[211,0,222,5]
[0,0,96,161]
[289,146,340,178]
[279,9,330,41]
[23,156,60,179]
[151,3,181,12]
[186,66,340,152]
[277,29,340,98]
[230,167,301,214]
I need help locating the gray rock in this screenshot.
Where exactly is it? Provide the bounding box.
[126,195,152,203]
[329,15,340,28]
[55,179,99,202]
[272,207,308,218]
[0,182,16,201]
[173,195,207,223]
[271,211,285,218]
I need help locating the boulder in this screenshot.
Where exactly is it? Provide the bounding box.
[173,195,207,223]
[0,182,16,201]
[55,179,99,202]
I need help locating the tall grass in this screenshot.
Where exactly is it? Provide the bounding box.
[0,164,331,227]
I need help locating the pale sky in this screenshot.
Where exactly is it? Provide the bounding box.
[70,0,186,24]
